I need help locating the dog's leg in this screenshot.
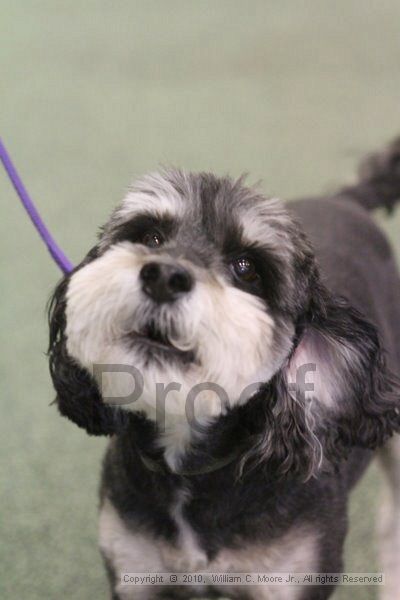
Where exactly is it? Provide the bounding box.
[101,551,122,600]
[98,499,198,600]
[98,499,165,600]
[377,434,400,599]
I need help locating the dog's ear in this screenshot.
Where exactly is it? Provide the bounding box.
[283,290,400,477]
[47,257,129,436]
[248,288,400,480]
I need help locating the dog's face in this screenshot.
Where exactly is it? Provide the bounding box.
[63,172,306,421]
[49,170,400,476]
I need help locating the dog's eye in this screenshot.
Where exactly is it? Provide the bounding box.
[142,231,164,248]
[231,256,259,282]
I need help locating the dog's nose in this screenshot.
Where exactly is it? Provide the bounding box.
[140,262,193,302]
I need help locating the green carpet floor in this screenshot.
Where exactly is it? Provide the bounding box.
[1,2,400,598]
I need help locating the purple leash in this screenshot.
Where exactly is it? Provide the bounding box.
[0,137,74,274]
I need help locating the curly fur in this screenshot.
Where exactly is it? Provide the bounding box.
[48,267,130,436]
[47,137,400,600]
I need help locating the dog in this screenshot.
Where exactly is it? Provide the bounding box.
[48,137,400,600]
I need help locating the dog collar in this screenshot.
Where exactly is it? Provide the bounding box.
[138,447,241,477]
[0,137,73,274]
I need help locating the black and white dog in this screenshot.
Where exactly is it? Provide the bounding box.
[48,138,400,599]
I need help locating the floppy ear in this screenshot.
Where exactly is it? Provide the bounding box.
[247,289,400,481]
[48,267,129,436]
[278,291,400,478]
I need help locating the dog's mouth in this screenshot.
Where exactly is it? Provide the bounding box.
[129,321,195,364]
[137,321,175,350]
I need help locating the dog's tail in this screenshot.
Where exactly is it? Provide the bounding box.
[337,136,400,213]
